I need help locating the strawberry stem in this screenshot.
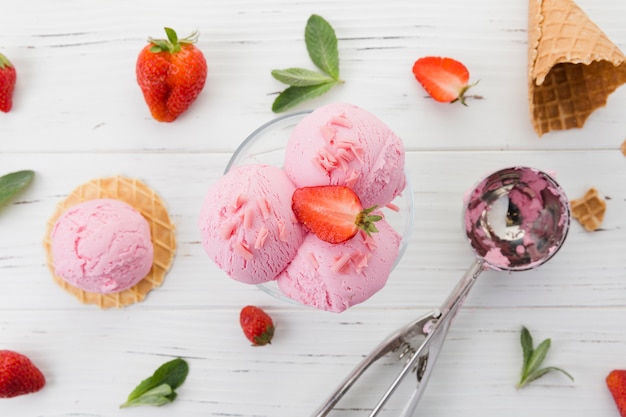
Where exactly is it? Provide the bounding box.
[0,53,12,69]
[355,206,382,237]
[148,27,199,54]
[454,80,480,106]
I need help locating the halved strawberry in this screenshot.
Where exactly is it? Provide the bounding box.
[412,56,476,105]
[292,185,381,244]
[607,370,626,417]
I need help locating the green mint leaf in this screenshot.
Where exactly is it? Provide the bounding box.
[269,14,343,111]
[525,338,551,377]
[120,383,173,408]
[520,366,574,388]
[272,82,337,113]
[0,170,35,207]
[123,358,189,405]
[517,327,572,389]
[271,68,335,87]
[305,15,340,80]
[520,326,534,370]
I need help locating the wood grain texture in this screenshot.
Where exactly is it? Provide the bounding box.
[1,0,626,416]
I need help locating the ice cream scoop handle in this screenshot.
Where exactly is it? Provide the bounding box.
[310,311,439,417]
[311,260,483,417]
[369,259,485,417]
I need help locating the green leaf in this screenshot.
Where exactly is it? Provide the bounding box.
[520,326,534,370]
[271,68,335,87]
[164,27,178,45]
[520,366,574,388]
[148,27,199,53]
[268,14,343,111]
[120,383,173,408]
[525,338,551,377]
[305,14,340,80]
[516,327,573,389]
[272,82,337,113]
[0,170,35,207]
[121,358,189,408]
[0,52,13,69]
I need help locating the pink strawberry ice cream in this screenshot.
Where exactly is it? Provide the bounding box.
[276,218,401,313]
[284,102,406,208]
[199,164,306,284]
[50,198,153,294]
[199,102,409,312]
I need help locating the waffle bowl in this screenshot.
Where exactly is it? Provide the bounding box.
[43,176,176,308]
[225,111,414,305]
[528,0,626,136]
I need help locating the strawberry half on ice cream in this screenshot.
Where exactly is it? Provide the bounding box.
[292,185,382,244]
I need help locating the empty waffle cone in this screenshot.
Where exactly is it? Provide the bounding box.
[570,187,606,232]
[43,176,176,308]
[528,0,626,136]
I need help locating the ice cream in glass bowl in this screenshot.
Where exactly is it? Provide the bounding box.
[199,103,414,312]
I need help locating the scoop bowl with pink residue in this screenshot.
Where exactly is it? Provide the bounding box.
[464,166,570,271]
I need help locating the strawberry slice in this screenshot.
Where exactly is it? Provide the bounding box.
[412,56,476,105]
[607,370,626,417]
[292,185,381,244]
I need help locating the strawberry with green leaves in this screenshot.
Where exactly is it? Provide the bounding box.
[412,56,476,105]
[136,27,207,122]
[607,370,626,417]
[0,350,45,398]
[0,53,16,113]
[240,306,275,346]
[291,185,382,244]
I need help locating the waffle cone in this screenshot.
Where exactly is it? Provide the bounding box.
[528,0,626,136]
[43,176,176,308]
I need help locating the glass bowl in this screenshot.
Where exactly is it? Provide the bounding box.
[226,110,414,304]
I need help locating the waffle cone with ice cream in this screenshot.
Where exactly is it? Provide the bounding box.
[528,0,626,136]
[43,176,176,308]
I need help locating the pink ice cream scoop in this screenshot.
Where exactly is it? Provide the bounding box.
[276,218,401,313]
[283,102,406,208]
[199,164,306,284]
[50,198,154,294]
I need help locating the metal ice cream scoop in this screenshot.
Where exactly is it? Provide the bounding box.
[311,166,570,417]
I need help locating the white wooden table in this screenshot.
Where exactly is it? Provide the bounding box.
[2,1,626,416]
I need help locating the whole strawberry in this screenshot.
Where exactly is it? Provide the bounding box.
[240,306,275,346]
[0,53,17,113]
[0,350,45,398]
[412,56,476,105]
[607,370,626,417]
[136,27,207,122]
[292,185,382,244]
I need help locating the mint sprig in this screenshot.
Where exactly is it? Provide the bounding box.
[271,14,343,113]
[120,358,189,408]
[0,170,35,208]
[517,326,573,388]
